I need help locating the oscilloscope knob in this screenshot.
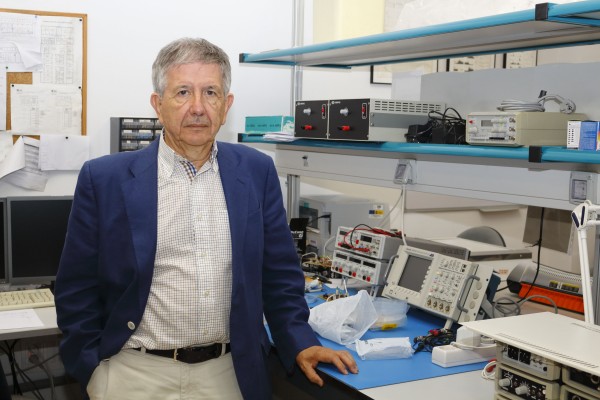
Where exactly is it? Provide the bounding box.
[498,378,511,387]
[515,385,529,395]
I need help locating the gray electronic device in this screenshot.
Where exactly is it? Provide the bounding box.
[466,111,586,146]
[496,342,562,381]
[332,226,403,286]
[561,366,600,398]
[335,226,403,260]
[496,364,561,400]
[327,98,445,142]
[331,249,393,286]
[298,195,389,256]
[560,385,599,400]
[382,245,494,324]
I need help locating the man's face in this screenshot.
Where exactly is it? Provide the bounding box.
[151,62,233,151]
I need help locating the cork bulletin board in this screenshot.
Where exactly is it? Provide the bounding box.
[0,8,87,136]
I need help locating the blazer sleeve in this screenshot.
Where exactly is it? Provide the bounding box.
[259,159,321,370]
[54,161,103,386]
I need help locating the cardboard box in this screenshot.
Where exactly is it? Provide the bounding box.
[245,115,294,134]
[578,120,600,151]
[567,120,581,149]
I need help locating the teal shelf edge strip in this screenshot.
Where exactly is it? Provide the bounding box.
[240,1,600,64]
[548,0,600,17]
[238,135,600,164]
[542,147,600,163]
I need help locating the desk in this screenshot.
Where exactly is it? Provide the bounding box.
[361,370,492,399]
[2,305,572,400]
[272,289,583,400]
[271,296,499,399]
[0,307,60,341]
[6,307,491,399]
[0,307,61,399]
[270,341,494,400]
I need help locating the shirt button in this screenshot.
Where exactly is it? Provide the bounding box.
[127,321,136,330]
[204,290,210,297]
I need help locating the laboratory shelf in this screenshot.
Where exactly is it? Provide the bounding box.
[239,1,600,68]
[237,134,600,165]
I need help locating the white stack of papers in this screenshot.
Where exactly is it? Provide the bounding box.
[0,309,44,330]
[263,132,298,142]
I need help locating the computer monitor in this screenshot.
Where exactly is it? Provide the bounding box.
[0,198,6,285]
[522,206,593,275]
[6,196,73,285]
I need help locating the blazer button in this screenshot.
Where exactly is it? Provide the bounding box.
[127,321,136,330]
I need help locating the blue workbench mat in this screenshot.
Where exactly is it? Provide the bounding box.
[315,308,489,390]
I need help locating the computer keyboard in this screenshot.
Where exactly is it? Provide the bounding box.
[0,288,55,311]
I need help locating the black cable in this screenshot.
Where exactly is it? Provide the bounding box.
[1,341,45,400]
[413,328,455,353]
[305,214,330,228]
[346,224,402,248]
[347,224,375,252]
[494,207,545,308]
[29,350,56,400]
[519,207,545,302]
[0,340,22,396]
[410,107,466,145]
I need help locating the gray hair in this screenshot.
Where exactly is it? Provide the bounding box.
[152,37,232,97]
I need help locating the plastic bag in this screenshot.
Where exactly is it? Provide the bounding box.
[308,290,378,345]
[349,337,414,360]
[369,297,410,331]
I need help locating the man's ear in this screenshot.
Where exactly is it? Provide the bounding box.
[150,92,162,118]
[221,93,234,125]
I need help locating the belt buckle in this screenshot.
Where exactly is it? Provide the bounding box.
[174,343,225,364]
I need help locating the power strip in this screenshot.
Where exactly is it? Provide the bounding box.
[432,344,496,368]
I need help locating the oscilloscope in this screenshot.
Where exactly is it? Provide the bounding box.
[382,245,496,325]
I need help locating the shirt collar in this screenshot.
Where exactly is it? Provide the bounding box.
[158,132,219,178]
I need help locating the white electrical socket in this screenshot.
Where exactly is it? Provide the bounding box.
[431,344,496,368]
[456,326,481,347]
[393,159,416,184]
[570,171,598,204]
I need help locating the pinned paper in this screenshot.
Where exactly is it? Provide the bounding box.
[39,134,89,170]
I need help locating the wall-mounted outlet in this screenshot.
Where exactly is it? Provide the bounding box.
[570,171,598,204]
[393,159,416,185]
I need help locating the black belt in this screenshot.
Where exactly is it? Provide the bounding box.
[134,343,231,364]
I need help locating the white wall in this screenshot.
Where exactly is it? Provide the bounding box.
[0,0,294,196]
[312,0,384,43]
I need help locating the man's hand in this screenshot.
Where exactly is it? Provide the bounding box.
[296,346,358,387]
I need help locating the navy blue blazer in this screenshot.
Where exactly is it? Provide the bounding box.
[55,139,320,399]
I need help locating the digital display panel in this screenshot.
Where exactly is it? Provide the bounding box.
[397,254,431,292]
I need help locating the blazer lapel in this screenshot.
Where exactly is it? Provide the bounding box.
[217,144,248,281]
[122,141,159,297]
